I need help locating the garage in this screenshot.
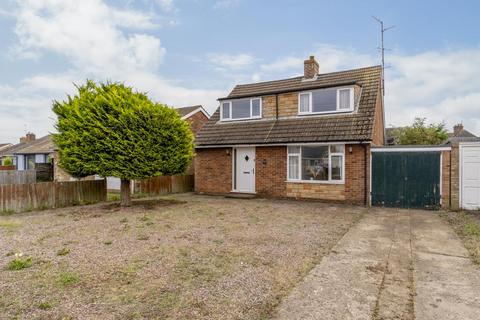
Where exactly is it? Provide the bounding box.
[371,147,450,209]
[460,143,480,210]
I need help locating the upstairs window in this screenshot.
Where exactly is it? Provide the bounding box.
[298,87,354,115]
[221,98,262,121]
[222,101,231,119]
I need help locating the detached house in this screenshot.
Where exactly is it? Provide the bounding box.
[195,56,384,205]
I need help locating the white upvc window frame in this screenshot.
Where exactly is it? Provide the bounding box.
[337,87,354,111]
[297,86,354,115]
[298,92,312,115]
[221,101,232,120]
[287,144,345,184]
[220,97,262,121]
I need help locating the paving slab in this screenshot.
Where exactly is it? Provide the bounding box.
[411,211,480,320]
[272,210,399,320]
[272,208,480,320]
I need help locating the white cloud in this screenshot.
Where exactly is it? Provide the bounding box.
[255,45,376,82]
[260,56,303,73]
[207,53,255,71]
[0,0,226,142]
[13,0,166,74]
[385,49,480,134]
[213,0,240,9]
[311,44,377,73]
[156,0,174,12]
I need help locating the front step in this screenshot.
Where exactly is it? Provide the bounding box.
[225,192,257,199]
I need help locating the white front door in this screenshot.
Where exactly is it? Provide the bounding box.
[234,147,255,193]
[461,143,480,210]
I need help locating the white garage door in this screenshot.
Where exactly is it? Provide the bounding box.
[461,143,480,210]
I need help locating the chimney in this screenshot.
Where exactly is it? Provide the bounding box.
[20,132,36,143]
[453,123,464,136]
[304,55,319,79]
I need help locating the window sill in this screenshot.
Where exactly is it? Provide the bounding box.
[298,109,353,116]
[286,180,344,185]
[220,116,262,122]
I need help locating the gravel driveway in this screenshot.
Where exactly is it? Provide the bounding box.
[0,194,363,319]
[273,208,480,320]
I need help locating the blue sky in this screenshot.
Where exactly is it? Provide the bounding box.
[1,0,480,142]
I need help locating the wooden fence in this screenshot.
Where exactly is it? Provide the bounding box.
[0,170,36,185]
[0,179,106,213]
[134,175,194,196]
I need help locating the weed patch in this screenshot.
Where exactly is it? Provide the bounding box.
[137,234,149,241]
[38,301,53,310]
[57,271,80,287]
[57,248,70,256]
[0,220,22,233]
[7,256,32,271]
[442,211,480,264]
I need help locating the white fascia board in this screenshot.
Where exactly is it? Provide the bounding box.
[371,147,451,152]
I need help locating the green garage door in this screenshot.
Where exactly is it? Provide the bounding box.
[372,152,441,209]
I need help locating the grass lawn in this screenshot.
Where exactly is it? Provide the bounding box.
[0,194,364,319]
[441,210,480,264]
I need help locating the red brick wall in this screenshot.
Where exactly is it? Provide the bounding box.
[194,148,232,194]
[450,145,459,209]
[255,146,287,197]
[185,111,209,135]
[345,144,369,206]
[196,144,370,205]
[441,150,451,209]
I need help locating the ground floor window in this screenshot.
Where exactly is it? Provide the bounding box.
[287,145,344,183]
[25,154,36,170]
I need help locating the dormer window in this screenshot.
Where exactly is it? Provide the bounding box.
[221,97,262,121]
[298,87,354,115]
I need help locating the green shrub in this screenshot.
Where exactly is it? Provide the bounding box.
[3,157,13,166]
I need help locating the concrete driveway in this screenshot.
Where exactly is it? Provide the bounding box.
[272,208,480,320]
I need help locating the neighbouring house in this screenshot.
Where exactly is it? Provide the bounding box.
[0,143,12,152]
[447,123,480,144]
[0,133,54,170]
[444,124,480,210]
[177,105,210,134]
[194,56,385,205]
[0,133,91,182]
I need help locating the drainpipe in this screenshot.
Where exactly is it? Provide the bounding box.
[364,143,368,206]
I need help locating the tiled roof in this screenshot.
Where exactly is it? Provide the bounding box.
[176,105,202,117]
[0,135,54,156]
[196,65,382,146]
[447,129,480,143]
[176,105,210,119]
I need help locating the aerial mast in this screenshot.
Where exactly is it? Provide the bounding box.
[372,16,394,97]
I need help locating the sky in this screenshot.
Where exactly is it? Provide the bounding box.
[0,0,479,143]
